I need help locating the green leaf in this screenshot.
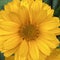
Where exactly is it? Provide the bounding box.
[52,0,59,9]
[57,35,60,48]
[54,6,60,17]
[57,44,60,48]
[0,0,12,10]
[0,52,5,60]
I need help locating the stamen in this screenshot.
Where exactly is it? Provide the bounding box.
[19,24,40,41]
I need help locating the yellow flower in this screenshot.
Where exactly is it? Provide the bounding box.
[5,55,14,60]
[46,49,60,60]
[5,49,60,60]
[0,0,60,60]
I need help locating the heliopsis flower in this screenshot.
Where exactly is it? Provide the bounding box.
[0,0,60,60]
[5,49,60,60]
[5,55,14,60]
[46,49,60,60]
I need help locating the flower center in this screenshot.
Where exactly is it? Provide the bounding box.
[19,24,40,41]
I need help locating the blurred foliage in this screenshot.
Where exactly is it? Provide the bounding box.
[54,6,60,17]
[0,0,60,60]
[0,0,12,10]
[0,53,5,60]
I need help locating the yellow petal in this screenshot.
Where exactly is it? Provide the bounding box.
[15,50,19,60]
[19,6,30,25]
[30,0,44,24]
[46,49,60,60]
[13,0,20,2]
[29,41,39,60]
[15,40,28,60]
[41,33,59,48]
[4,48,17,57]
[4,0,20,13]
[15,51,27,60]
[22,0,34,4]
[21,0,34,9]
[19,40,28,57]
[0,34,19,51]
[7,12,21,24]
[5,56,14,60]
[27,54,32,60]
[40,17,59,31]
[0,20,19,32]
[3,35,21,50]
[0,34,17,44]
[42,32,59,44]
[0,11,20,24]
[43,3,54,16]
[39,52,47,60]
[39,51,46,60]
[0,29,14,35]
[50,28,60,35]
[36,39,51,55]
[43,39,59,49]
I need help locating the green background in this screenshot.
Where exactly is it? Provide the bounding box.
[0,0,60,60]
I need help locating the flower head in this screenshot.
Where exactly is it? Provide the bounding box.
[0,0,60,60]
[46,49,60,60]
